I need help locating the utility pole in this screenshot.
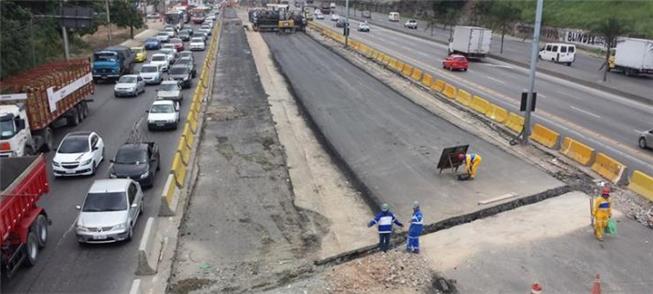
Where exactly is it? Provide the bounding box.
[106,0,112,45]
[521,0,543,144]
[60,0,70,60]
[344,0,350,47]
[29,14,36,66]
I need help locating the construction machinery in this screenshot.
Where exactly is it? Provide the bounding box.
[249,4,305,33]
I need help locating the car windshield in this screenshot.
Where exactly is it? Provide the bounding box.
[152,55,166,61]
[146,38,158,43]
[0,118,15,139]
[94,52,116,62]
[177,59,190,65]
[82,192,128,212]
[118,76,136,83]
[58,136,89,153]
[151,103,175,114]
[115,147,148,164]
[454,57,466,61]
[141,66,157,73]
[157,32,168,36]
[160,83,178,91]
[169,67,188,74]
[191,38,203,42]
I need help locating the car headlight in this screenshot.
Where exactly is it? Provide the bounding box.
[167,118,177,123]
[139,171,150,179]
[80,158,92,165]
[76,225,90,232]
[52,161,60,167]
[113,223,127,231]
[109,173,117,178]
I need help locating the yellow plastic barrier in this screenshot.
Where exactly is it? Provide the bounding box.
[163,174,176,208]
[382,54,391,65]
[529,123,560,149]
[401,64,414,77]
[389,59,401,72]
[442,83,457,99]
[431,79,445,92]
[187,112,198,133]
[505,113,524,133]
[171,153,186,187]
[470,96,490,114]
[192,100,201,113]
[411,68,422,81]
[484,103,508,123]
[421,74,433,88]
[628,170,653,201]
[561,137,594,166]
[177,136,191,165]
[375,52,385,63]
[183,124,194,148]
[455,89,472,106]
[591,153,626,184]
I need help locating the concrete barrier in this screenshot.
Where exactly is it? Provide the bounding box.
[171,153,186,187]
[159,174,179,216]
[431,79,445,92]
[470,95,490,114]
[183,124,194,148]
[455,89,472,106]
[529,123,560,149]
[484,103,508,123]
[129,279,142,294]
[561,137,594,166]
[505,113,524,133]
[628,170,653,201]
[442,83,457,99]
[591,153,627,184]
[410,68,422,81]
[401,64,414,76]
[136,217,163,275]
[421,73,433,88]
[187,112,198,133]
[177,136,191,165]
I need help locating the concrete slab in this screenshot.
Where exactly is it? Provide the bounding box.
[262,33,564,224]
[421,191,653,293]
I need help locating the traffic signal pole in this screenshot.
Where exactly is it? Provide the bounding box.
[522,0,543,144]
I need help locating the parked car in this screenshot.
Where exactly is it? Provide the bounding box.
[330,14,339,21]
[110,142,160,188]
[315,12,324,20]
[114,74,146,97]
[144,38,161,50]
[52,131,104,177]
[358,22,370,32]
[404,19,418,29]
[159,48,178,64]
[155,32,170,43]
[75,179,143,244]
[150,53,170,72]
[442,54,469,71]
[175,57,197,78]
[147,100,180,131]
[157,80,183,102]
[639,129,653,149]
[138,63,163,85]
[168,65,193,88]
[163,27,176,37]
[170,38,185,51]
[190,37,206,51]
[130,46,147,63]
[538,43,576,66]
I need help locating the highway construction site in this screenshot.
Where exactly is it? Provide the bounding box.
[167,8,653,294]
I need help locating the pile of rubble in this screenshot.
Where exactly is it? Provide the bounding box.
[325,250,435,293]
[612,189,653,228]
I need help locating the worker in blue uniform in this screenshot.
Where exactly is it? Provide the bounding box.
[368,203,403,252]
[407,201,423,253]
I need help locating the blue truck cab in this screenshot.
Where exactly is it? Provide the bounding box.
[92,46,135,82]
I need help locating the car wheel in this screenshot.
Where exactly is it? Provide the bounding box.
[566,62,572,66]
[140,203,144,215]
[463,68,468,72]
[91,161,97,175]
[639,137,647,149]
[126,226,133,242]
[32,214,48,248]
[24,231,39,267]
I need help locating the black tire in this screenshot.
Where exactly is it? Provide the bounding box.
[24,231,39,267]
[76,104,84,122]
[640,137,647,149]
[91,161,97,175]
[566,62,572,66]
[24,144,35,156]
[125,226,133,242]
[81,101,89,119]
[67,109,80,126]
[41,128,54,152]
[32,214,48,248]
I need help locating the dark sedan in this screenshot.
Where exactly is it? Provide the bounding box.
[144,38,161,50]
[110,142,160,188]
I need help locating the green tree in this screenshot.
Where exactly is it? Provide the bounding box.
[591,17,631,82]
[485,0,522,54]
[111,0,144,39]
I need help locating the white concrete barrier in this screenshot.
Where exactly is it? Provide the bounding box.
[129,279,142,294]
[136,217,164,275]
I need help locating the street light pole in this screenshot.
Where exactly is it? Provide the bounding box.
[106,0,112,45]
[521,0,543,144]
[345,0,350,47]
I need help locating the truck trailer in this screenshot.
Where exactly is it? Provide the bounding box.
[611,37,653,76]
[449,26,492,59]
[0,59,94,157]
[1,155,50,278]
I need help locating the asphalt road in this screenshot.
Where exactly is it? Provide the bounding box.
[1,26,211,293]
[262,32,562,224]
[314,16,653,177]
[328,5,653,102]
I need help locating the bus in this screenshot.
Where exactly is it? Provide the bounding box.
[165,10,184,30]
[190,7,210,24]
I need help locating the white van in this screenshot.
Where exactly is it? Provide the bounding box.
[388,12,400,22]
[329,2,336,9]
[539,43,576,66]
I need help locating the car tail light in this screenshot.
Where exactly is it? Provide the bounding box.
[0,142,11,151]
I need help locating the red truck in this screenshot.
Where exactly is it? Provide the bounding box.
[1,155,49,278]
[0,59,94,157]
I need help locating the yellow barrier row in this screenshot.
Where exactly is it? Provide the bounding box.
[442,83,456,99]
[470,96,490,114]
[485,103,508,123]
[455,89,472,106]
[628,171,653,201]
[410,68,422,81]
[561,137,594,166]
[505,113,524,133]
[591,153,626,184]
[530,123,560,149]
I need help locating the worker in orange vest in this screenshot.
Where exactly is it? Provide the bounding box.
[592,187,612,241]
[457,153,482,180]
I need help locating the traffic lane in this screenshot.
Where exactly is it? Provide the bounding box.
[2,38,210,293]
[330,18,653,153]
[330,5,653,100]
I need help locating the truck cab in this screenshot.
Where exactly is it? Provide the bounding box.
[92,46,134,82]
[0,105,33,157]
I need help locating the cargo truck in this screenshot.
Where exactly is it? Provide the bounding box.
[0,59,94,157]
[1,155,50,278]
[610,37,653,76]
[92,46,135,82]
[448,26,492,59]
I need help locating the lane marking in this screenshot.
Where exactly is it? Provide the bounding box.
[485,76,506,85]
[569,105,601,119]
[480,63,513,69]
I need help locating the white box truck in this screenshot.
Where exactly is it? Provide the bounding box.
[612,37,653,76]
[449,26,492,59]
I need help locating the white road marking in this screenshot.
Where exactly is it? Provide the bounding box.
[538,94,547,98]
[480,63,513,69]
[634,129,645,134]
[484,76,506,85]
[569,105,601,119]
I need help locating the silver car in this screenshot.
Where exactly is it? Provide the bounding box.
[639,129,653,149]
[75,179,144,244]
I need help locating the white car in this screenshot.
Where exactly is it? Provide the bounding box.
[358,22,370,32]
[157,80,183,102]
[315,13,324,20]
[150,54,169,71]
[189,37,206,51]
[147,100,180,130]
[52,131,105,177]
[159,48,177,64]
[330,14,339,21]
[114,74,146,97]
[139,64,163,85]
[404,19,418,29]
[179,51,194,61]
[162,43,177,51]
[199,27,212,36]
[639,129,653,149]
[155,32,170,43]
[163,27,176,37]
